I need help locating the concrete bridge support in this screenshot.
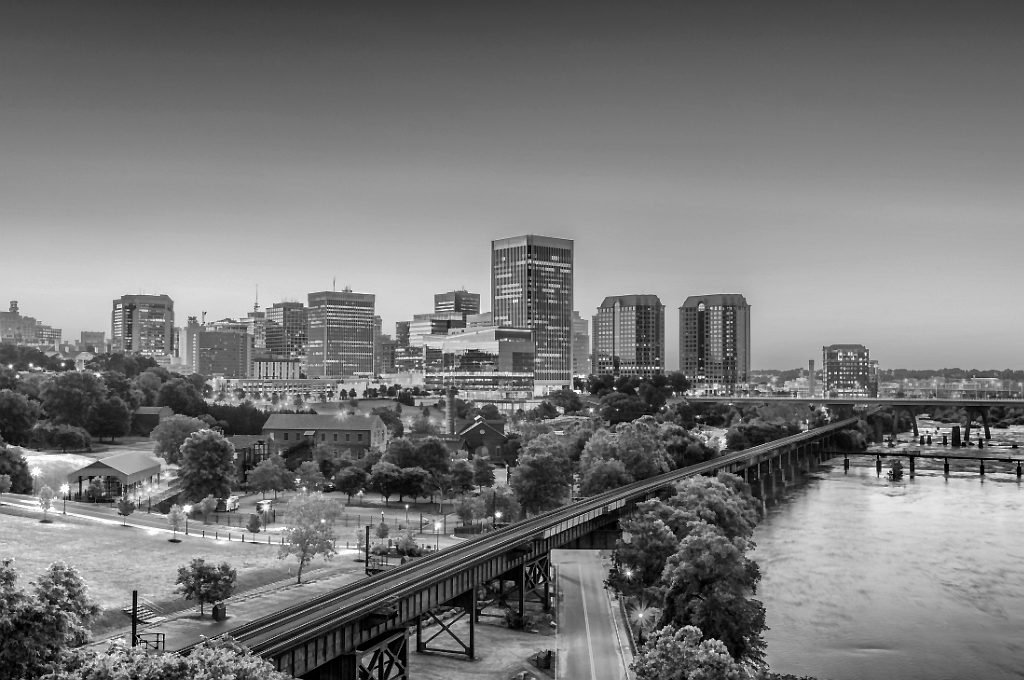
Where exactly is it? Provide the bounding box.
[962,406,992,442]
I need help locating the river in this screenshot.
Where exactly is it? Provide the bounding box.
[755,421,1024,680]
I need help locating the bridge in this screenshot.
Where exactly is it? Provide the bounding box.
[685,396,1024,442]
[162,416,860,680]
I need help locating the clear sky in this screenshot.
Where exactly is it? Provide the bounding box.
[1,2,1021,370]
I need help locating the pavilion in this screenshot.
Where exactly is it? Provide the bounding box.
[67,451,163,500]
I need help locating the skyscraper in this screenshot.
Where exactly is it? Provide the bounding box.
[265,302,307,359]
[592,295,665,378]
[491,234,573,393]
[434,290,481,319]
[111,294,175,356]
[306,289,375,378]
[678,294,750,390]
[822,344,877,397]
[571,311,591,377]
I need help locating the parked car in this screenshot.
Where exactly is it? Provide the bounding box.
[216,496,240,512]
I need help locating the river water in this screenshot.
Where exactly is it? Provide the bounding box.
[756,421,1024,680]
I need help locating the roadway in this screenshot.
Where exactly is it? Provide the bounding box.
[554,550,628,680]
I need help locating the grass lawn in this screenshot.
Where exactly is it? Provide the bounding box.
[0,508,347,635]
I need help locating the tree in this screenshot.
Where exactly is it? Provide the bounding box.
[509,444,572,515]
[374,521,390,540]
[38,485,54,522]
[174,557,237,616]
[246,513,262,534]
[167,504,186,540]
[87,396,132,442]
[371,407,404,439]
[0,558,99,680]
[396,467,430,502]
[248,458,282,499]
[632,625,746,680]
[335,466,369,502]
[478,485,521,523]
[411,437,451,477]
[48,636,292,680]
[88,477,104,501]
[0,446,32,494]
[116,497,135,526]
[178,429,236,502]
[497,433,523,467]
[370,462,403,505]
[473,455,495,488]
[150,415,208,464]
[548,388,583,414]
[40,372,107,429]
[450,459,475,494]
[382,438,418,468]
[659,522,767,663]
[99,370,142,410]
[279,493,341,583]
[0,390,40,446]
[599,392,649,424]
[579,458,633,496]
[296,460,326,491]
[51,425,91,452]
[199,495,219,522]
[157,377,206,416]
[0,474,11,499]
[409,416,440,436]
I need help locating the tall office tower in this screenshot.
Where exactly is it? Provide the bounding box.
[111,294,175,356]
[395,321,411,347]
[246,307,267,351]
[592,295,665,378]
[373,315,383,375]
[822,344,877,397]
[491,235,574,394]
[434,290,481,319]
[265,302,308,359]
[571,311,591,377]
[306,289,375,378]
[678,294,750,389]
[185,324,252,378]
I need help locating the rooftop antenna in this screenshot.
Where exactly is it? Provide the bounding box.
[333,276,336,292]
[254,284,259,312]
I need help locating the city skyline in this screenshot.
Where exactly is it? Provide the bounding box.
[2,3,1022,369]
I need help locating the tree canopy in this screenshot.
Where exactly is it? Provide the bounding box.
[178,429,236,502]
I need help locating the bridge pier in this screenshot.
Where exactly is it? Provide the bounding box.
[909,456,915,476]
[981,408,992,440]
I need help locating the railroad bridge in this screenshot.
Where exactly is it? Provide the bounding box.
[172,416,859,680]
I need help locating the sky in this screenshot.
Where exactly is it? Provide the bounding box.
[1,2,1022,370]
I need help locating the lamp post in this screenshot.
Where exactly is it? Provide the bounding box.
[434,521,441,550]
[357,490,364,506]
[182,504,193,536]
[60,483,69,514]
[494,510,502,528]
[30,466,41,494]
[405,504,409,526]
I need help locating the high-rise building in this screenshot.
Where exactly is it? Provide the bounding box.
[822,344,878,397]
[571,311,591,377]
[0,301,36,341]
[265,302,307,359]
[679,294,750,389]
[306,289,375,378]
[434,290,481,319]
[592,295,665,378]
[491,234,573,394]
[111,294,175,356]
[190,327,252,378]
[395,321,411,348]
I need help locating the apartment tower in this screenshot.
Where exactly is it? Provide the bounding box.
[111,294,175,356]
[593,295,665,378]
[678,294,750,389]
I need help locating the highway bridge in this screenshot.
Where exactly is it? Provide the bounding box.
[685,396,1024,441]
[169,416,861,680]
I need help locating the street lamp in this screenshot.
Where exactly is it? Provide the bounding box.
[59,483,69,514]
[405,504,409,525]
[182,504,193,535]
[434,521,441,550]
[30,466,41,494]
[357,490,364,506]
[494,510,502,528]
